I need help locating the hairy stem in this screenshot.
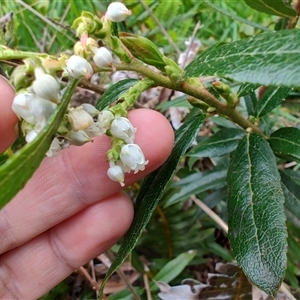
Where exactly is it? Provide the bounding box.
[115,60,265,136]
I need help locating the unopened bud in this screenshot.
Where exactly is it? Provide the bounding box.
[107,164,125,186]
[67,130,92,146]
[93,47,113,69]
[105,2,131,22]
[66,55,94,79]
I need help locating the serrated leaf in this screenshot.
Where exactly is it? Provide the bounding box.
[188,128,245,158]
[254,86,291,117]
[95,79,138,110]
[164,169,227,208]
[227,133,287,296]
[98,113,206,299]
[184,29,300,87]
[244,93,258,116]
[244,0,296,17]
[237,82,260,97]
[0,78,78,209]
[269,127,300,163]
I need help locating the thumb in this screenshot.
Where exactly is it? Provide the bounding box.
[0,76,18,152]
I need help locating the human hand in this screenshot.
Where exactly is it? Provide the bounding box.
[0,77,174,299]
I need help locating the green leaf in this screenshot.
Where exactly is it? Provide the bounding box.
[184,29,300,87]
[94,79,138,110]
[244,0,296,18]
[269,127,300,163]
[244,93,258,116]
[188,128,245,158]
[227,133,287,296]
[254,86,290,117]
[0,78,78,209]
[98,113,206,299]
[203,0,270,32]
[165,169,227,208]
[280,170,300,228]
[151,250,197,290]
[237,82,260,97]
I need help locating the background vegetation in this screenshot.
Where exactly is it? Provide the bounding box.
[1,0,300,299]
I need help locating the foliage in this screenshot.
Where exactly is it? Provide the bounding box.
[1,0,300,299]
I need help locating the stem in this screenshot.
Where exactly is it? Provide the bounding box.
[115,61,265,136]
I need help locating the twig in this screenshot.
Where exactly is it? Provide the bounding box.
[191,195,228,233]
[138,0,181,56]
[78,266,100,291]
[143,272,152,300]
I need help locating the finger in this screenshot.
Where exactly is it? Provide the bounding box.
[0,76,18,152]
[0,109,174,253]
[0,192,133,299]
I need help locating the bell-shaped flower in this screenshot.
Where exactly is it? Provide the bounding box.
[106,2,132,22]
[93,47,113,69]
[68,106,94,132]
[12,92,36,124]
[67,130,92,146]
[27,95,57,129]
[32,74,61,104]
[81,103,99,117]
[97,110,114,131]
[46,137,62,157]
[25,130,39,143]
[120,144,148,174]
[110,117,136,143]
[107,164,125,186]
[66,55,94,79]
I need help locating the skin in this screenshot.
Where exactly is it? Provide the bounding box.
[0,76,174,299]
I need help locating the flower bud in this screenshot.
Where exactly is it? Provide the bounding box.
[93,47,113,69]
[110,117,136,143]
[105,2,132,22]
[107,164,125,186]
[25,130,38,143]
[32,74,61,104]
[68,106,94,131]
[97,110,114,130]
[66,55,94,79]
[120,144,148,173]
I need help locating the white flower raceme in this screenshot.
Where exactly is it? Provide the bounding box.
[107,163,125,186]
[106,2,132,22]
[68,106,94,132]
[120,144,148,173]
[110,117,136,143]
[66,55,94,79]
[32,74,60,104]
[93,47,113,69]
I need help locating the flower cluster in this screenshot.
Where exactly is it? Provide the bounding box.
[11,2,148,185]
[107,116,148,186]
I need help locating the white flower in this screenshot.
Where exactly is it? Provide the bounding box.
[110,117,136,143]
[81,103,99,117]
[106,2,132,22]
[97,110,114,131]
[93,47,113,69]
[107,164,125,186]
[66,55,94,79]
[67,130,92,146]
[46,137,62,157]
[32,74,60,104]
[120,144,148,174]
[84,122,104,137]
[68,106,94,131]
[12,92,36,124]
[25,130,38,143]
